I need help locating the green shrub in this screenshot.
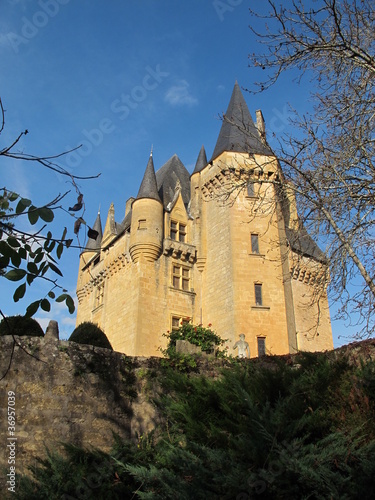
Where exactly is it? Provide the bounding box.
[162,321,227,357]
[15,353,375,499]
[69,322,113,350]
[0,315,44,337]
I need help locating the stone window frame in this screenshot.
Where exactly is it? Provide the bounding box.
[170,220,187,243]
[138,219,147,230]
[94,282,105,310]
[246,180,258,198]
[172,263,190,291]
[171,315,189,331]
[251,233,260,254]
[257,336,266,357]
[252,282,270,310]
[254,282,263,306]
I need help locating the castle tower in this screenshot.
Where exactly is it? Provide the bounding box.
[129,153,163,263]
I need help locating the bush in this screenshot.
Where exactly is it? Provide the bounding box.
[0,315,44,337]
[69,322,113,350]
[162,321,227,357]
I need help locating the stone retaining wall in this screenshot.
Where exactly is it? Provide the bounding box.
[0,327,162,489]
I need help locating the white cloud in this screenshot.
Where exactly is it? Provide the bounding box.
[164,80,198,107]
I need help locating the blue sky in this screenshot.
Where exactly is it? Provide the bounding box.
[0,0,351,346]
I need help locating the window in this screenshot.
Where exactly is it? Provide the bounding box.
[251,234,259,254]
[257,337,266,357]
[138,219,146,230]
[247,182,255,197]
[171,316,189,331]
[94,282,105,308]
[172,264,190,291]
[254,283,263,306]
[170,220,186,242]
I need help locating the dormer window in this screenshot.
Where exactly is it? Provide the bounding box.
[170,221,186,242]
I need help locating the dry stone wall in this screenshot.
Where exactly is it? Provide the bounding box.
[0,328,162,489]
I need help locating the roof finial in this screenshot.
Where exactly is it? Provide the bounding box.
[150,144,153,157]
[98,204,101,215]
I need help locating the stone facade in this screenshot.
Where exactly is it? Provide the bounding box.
[76,83,333,357]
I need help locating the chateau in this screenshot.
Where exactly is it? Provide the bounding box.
[76,82,333,357]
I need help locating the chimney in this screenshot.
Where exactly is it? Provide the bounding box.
[125,197,135,217]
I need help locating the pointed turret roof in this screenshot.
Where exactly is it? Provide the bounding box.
[136,153,162,202]
[155,154,190,209]
[102,202,117,245]
[192,145,208,175]
[85,209,102,251]
[211,82,273,161]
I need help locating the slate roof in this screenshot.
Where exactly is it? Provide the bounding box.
[211,82,273,161]
[119,154,191,232]
[85,210,102,251]
[286,226,327,263]
[136,153,162,202]
[155,154,191,209]
[192,145,208,175]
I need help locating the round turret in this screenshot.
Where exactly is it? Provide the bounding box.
[129,154,163,263]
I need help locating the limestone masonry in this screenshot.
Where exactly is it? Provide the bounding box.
[76,82,333,356]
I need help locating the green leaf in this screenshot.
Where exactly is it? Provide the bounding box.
[26,273,35,286]
[56,293,68,303]
[38,207,54,223]
[44,240,56,253]
[27,262,38,275]
[10,251,21,268]
[49,262,63,277]
[34,252,44,264]
[18,247,27,260]
[4,269,27,281]
[56,243,64,259]
[41,263,49,276]
[48,291,56,299]
[65,239,73,248]
[0,255,10,269]
[25,300,40,317]
[15,198,31,214]
[13,283,26,302]
[66,295,75,314]
[41,299,51,312]
[28,206,39,225]
[7,237,20,248]
[61,227,67,241]
[8,192,19,202]
[0,240,13,258]
[1,199,9,210]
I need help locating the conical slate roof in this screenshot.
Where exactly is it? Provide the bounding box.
[285,226,327,263]
[85,210,102,251]
[211,82,273,161]
[136,153,161,202]
[192,145,208,175]
[156,154,190,208]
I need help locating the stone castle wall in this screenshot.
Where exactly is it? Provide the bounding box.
[0,330,162,490]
